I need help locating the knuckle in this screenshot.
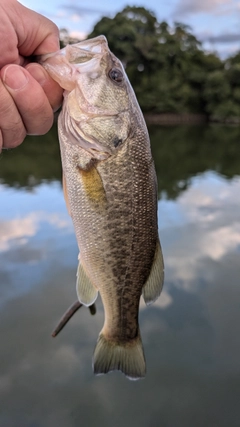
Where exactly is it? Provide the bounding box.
[25,108,53,135]
[0,92,26,148]
[46,19,59,37]
[24,105,53,135]
[33,113,53,135]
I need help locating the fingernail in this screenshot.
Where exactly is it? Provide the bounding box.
[27,64,47,86]
[3,65,29,90]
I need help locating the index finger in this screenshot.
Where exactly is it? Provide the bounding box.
[1,64,54,142]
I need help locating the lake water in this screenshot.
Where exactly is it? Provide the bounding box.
[0,124,240,427]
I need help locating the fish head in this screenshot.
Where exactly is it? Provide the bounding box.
[40,36,136,160]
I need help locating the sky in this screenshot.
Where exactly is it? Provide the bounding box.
[20,0,240,59]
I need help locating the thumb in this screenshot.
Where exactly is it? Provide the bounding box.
[3,0,60,56]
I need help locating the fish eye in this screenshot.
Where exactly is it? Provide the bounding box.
[108,68,123,83]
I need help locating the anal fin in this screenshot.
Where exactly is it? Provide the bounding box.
[76,260,98,307]
[142,239,164,305]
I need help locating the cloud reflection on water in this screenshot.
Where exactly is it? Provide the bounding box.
[0,168,240,426]
[159,171,240,285]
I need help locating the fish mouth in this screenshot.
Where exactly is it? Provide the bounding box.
[40,35,109,65]
[39,36,111,91]
[68,35,109,58]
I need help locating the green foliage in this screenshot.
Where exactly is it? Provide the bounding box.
[150,124,240,198]
[0,123,61,188]
[210,100,240,122]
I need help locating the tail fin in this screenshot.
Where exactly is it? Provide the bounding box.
[93,332,146,380]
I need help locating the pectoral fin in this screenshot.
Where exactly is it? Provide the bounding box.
[76,261,98,307]
[142,239,164,305]
[78,166,106,205]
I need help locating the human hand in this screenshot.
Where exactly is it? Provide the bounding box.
[0,0,63,151]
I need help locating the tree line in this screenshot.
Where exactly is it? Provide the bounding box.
[2,124,240,195]
[60,6,240,122]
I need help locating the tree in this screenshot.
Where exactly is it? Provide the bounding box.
[203,52,240,122]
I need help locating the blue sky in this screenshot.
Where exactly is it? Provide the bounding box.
[21,0,240,58]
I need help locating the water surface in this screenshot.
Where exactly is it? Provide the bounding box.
[0,124,240,427]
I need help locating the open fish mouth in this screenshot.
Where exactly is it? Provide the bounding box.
[40,35,109,65]
[39,36,112,91]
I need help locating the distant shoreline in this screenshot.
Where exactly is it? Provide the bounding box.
[144,113,206,125]
[144,113,240,125]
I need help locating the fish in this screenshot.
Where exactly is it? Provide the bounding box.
[40,35,164,380]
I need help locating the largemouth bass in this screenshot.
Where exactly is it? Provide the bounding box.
[41,35,164,380]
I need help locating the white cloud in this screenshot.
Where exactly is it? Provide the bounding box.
[140,289,173,310]
[173,0,235,16]
[159,173,240,288]
[0,216,37,252]
[70,13,81,23]
[56,9,67,18]
[202,225,240,260]
[69,30,87,40]
[0,211,71,252]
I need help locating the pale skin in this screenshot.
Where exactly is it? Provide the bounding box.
[0,0,63,151]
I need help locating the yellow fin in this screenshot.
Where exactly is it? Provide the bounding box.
[62,172,71,216]
[93,332,146,380]
[76,261,98,307]
[142,239,164,305]
[78,166,106,204]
